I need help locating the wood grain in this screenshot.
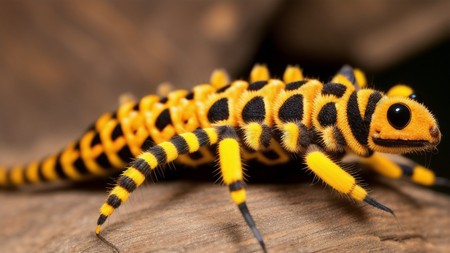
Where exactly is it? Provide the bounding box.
[1,176,449,253]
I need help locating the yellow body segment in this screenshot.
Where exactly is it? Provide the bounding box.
[110,186,131,202]
[283,65,303,83]
[182,133,201,152]
[99,203,115,217]
[280,123,299,152]
[159,142,179,162]
[60,147,83,180]
[250,64,270,82]
[305,151,367,201]
[95,112,113,131]
[412,166,436,186]
[123,167,146,186]
[139,152,159,169]
[219,138,243,185]
[362,153,402,179]
[101,121,127,168]
[80,131,106,175]
[210,69,230,89]
[10,166,24,185]
[25,162,41,184]
[0,167,7,185]
[243,123,264,150]
[331,74,353,88]
[354,68,367,88]
[41,157,59,181]
[204,128,219,144]
[387,84,414,97]
[231,189,247,205]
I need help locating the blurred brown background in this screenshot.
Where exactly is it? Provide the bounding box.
[1,1,450,252]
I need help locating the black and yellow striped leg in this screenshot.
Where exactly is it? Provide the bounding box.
[95,127,219,236]
[217,126,266,252]
[305,145,394,215]
[360,153,450,187]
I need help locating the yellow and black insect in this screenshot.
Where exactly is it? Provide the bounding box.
[0,64,445,252]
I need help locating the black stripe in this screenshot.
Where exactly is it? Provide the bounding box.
[333,127,347,147]
[5,169,12,185]
[217,125,238,139]
[229,180,245,191]
[278,94,303,123]
[185,92,194,100]
[22,165,31,184]
[133,158,152,177]
[216,84,231,93]
[298,123,313,148]
[155,109,172,131]
[118,175,137,192]
[188,151,203,160]
[73,157,89,174]
[247,81,268,91]
[207,98,229,123]
[132,103,140,111]
[150,145,167,165]
[97,214,108,225]
[322,83,347,98]
[347,92,368,145]
[95,153,113,169]
[110,111,117,119]
[318,102,337,127]
[73,141,81,151]
[262,150,279,160]
[141,136,155,150]
[159,97,168,103]
[37,162,48,182]
[91,132,102,147]
[170,135,189,155]
[54,153,68,179]
[260,124,271,148]
[193,128,210,146]
[242,96,266,123]
[106,194,122,209]
[399,163,414,177]
[363,91,383,127]
[117,145,134,163]
[111,123,123,141]
[285,80,307,91]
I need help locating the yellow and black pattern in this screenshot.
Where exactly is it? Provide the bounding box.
[0,64,445,252]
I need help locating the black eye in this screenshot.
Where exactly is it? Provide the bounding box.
[387,103,411,130]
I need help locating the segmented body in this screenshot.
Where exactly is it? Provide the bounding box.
[0,64,443,252]
[0,66,376,184]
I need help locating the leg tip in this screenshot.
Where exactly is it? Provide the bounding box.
[363,195,395,216]
[434,177,450,187]
[96,230,120,253]
[95,225,101,235]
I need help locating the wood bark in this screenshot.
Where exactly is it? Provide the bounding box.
[1,176,449,253]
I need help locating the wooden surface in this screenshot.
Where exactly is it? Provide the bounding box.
[1,176,450,253]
